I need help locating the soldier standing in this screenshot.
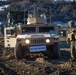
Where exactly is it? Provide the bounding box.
[68,21,76,61]
[70,29,76,61]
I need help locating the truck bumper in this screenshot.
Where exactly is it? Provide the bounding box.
[22,44,53,54]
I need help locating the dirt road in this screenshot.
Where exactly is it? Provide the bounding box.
[0,47,76,75]
[0,37,76,75]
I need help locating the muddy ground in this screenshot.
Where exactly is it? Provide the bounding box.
[0,38,76,75]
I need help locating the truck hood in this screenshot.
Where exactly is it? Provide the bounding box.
[17,33,51,39]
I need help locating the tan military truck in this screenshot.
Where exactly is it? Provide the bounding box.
[4,10,60,59]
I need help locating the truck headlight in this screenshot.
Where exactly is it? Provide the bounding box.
[25,39,30,44]
[17,38,21,41]
[46,39,50,43]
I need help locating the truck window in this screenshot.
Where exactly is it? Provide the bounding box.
[39,27,54,32]
[6,29,14,35]
[22,27,36,33]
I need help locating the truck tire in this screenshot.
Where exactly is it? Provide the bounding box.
[14,44,24,59]
[53,43,60,59]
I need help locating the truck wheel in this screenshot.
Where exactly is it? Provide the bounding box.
[14,44,24,59]
[53,43,60,59]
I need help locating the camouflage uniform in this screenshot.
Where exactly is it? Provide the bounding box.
[68,21,76,60]
[70,30,76,60]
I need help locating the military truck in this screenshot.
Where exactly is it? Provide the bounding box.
[4,9,60,59]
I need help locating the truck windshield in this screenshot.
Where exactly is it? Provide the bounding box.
[22,27,36,33]
[39,27,54,32]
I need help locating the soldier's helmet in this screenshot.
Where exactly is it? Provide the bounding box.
[68,20,74,27]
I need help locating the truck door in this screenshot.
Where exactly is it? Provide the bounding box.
[4,28,16,48]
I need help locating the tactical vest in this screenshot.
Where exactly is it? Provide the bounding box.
[70,33,75,41]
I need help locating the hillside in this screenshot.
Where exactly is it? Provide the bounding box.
[0,0,76,23]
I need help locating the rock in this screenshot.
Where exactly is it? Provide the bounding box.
[35,58,45,64]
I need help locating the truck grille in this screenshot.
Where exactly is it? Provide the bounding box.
[31,38,45,44]
[31,35,44,38]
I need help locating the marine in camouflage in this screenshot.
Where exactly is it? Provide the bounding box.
[70,30,76,60]
[68,21,76,60]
